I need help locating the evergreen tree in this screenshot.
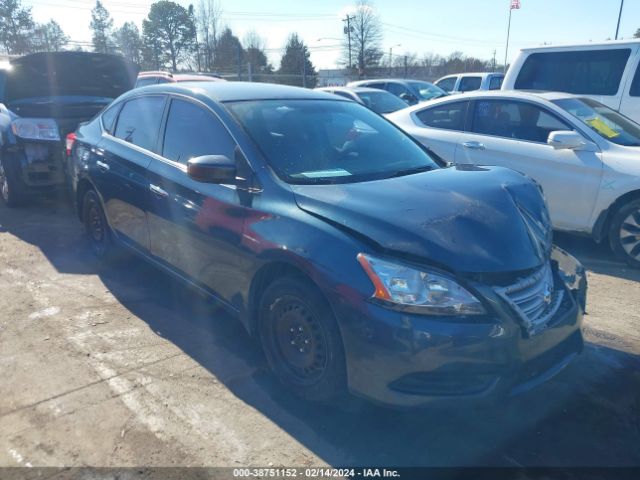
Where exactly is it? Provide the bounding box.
[278,33,316,87]
[90,0,114,54]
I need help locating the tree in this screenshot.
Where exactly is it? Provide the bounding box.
[90,0,114,53]
[243,30,272,74]
[0,0,35,54]
[278,33,316,87]
[32,20,69,52]
[142,1,196,71]
[213,27,243,75]
[343,0,383,77]
[635,28,640,39]
[196,0,222,71]
[115,22,143,65]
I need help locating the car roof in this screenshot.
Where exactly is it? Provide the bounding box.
[317,86,389,94]
[519,39,640,52]
[130,81,347,102]
[349,78,432,86]
[439,72,504,80]
[174,74,224,82]
[395,89,579,113]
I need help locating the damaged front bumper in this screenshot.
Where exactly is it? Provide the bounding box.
[336,246,587,408]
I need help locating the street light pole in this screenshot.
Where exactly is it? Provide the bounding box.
[504,5,513,73]
[615,0,625,40]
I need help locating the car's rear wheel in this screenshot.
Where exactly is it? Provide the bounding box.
[0,155,25,208]
[609,199,640,268]
[258,275,347,401]
[82,189,112,258]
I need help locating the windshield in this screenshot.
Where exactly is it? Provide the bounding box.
[408,81,448,100]
[227,99,438,184]
[356,90,408,114]
[553,97,640,147]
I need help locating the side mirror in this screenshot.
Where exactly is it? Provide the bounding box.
[187,155,236,184]
[547,130,596,151]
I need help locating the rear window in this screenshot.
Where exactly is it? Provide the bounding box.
[135,77,158,88]
[514,49,631,95]
[416,101,469,131]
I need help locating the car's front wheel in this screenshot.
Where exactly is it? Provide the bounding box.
[259,275,347,402]
[609,199,640,268]
[82,189,112,258]
[0,155,25,208]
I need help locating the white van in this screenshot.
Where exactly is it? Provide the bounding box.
[502,40,640,123]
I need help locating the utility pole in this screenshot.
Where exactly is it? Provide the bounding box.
[404,55,408,78]
[343,15,355,68]
[615,0,625,40]
[492,49,497,71]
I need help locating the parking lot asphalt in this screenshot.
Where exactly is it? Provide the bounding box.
[0,196,639,469]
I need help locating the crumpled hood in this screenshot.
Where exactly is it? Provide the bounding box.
[292,166,551,273]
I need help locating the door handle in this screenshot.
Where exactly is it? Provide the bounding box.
[149,184,168,198]
[462,141,486,150]
[96,160,110,171]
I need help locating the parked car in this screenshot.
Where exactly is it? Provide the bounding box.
[314,86,409,114]
[435,72,504,93]
[135,71,225,88]
[387,90,640,267]
[69,82,586,407]
[503,40,640,123]
[0,52,138,207]
[347,78,447,106]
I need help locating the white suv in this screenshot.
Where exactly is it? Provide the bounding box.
[387,90,640,267]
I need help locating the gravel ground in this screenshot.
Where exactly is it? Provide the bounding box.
[0,196,639,469]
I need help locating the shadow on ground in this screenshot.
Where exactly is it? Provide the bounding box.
[1,198,639,467]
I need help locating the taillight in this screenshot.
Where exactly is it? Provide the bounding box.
[66,133,77,156]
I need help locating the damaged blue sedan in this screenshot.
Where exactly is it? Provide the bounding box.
[69,82,587,407]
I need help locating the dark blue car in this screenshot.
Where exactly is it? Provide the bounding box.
[69,82,587,407]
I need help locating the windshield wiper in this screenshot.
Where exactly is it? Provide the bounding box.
[386,165,433,178]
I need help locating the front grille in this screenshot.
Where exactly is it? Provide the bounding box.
[495,262,564,335]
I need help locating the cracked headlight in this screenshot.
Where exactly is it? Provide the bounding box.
[357,253,486,316]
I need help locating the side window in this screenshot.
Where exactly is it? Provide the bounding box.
[514,49,631,95]
[416,101,469,131]
[629,61,640,97]
[436,77,456,92]
[488,76,504,90]
[162,99,236,164]
[101,103,120,134]
[386,82,411,97]
[459,76,482,92]
[365,82,386,90]
[114,96,165,151]
[471,100,572,143]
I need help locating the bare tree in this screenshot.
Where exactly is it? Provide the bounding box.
[343,0,383,77]
[197,0,222,71]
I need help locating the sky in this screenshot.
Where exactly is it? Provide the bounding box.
[22,0,640,70]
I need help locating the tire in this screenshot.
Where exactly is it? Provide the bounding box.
[0,154,25,207]
[609,199,640,268]
[258,275,347,402]
[82,189,113,258]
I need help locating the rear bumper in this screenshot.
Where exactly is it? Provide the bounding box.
[335,248,586,408]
